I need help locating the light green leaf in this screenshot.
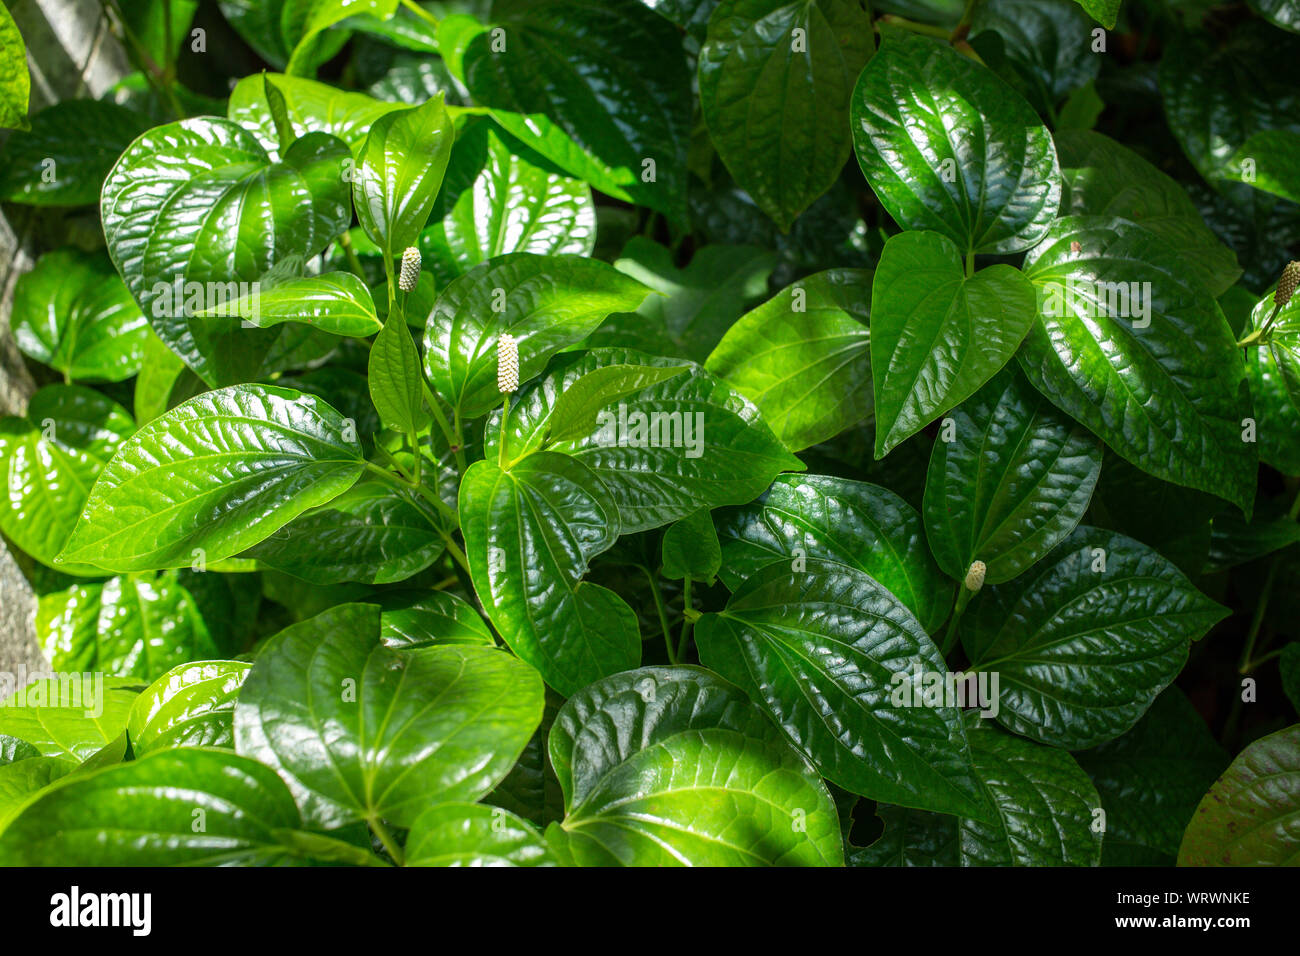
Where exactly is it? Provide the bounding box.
[192,272,380,337]
[228,72,405,157]
[61,384,365,573]
[127,661,250,755]
[0,755,76,833]
[545,363,689,447]
[375,590,495,649]
[368,311,425,434]
[0,3,30,131]
[871,230,1036,456]
[0,677,141,761]
[407,802,555,866]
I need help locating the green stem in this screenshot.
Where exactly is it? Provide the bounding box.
[950,0,984,41]
[644,568,677,665]
[877,15,951,39]
[677,578,694,662]
[964,249,975,278]
[339,231,367,280]
[103,0,184,119]
[1238,487,1300,673]
[498,395,512,469]
[400,0,441,28]
[369,818,405,866]
[1238,302,1283,348]
[940,587,973,658]
[408,428,422,486]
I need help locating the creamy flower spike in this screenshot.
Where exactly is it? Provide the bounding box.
[1277,260,1300,309]
[497,333,519,394]
[964,560,986,593]
[398,246,421,293]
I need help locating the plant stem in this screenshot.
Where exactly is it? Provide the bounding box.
[369,818,405,866]
[940,587,972,658]
[339,231,367,280]
[965,249,975,278]
[876,15,951,39]
[1238,301,1283,348]
[498,395,512,469]
[950,0,984,42]
[677,578,694,662]
[1237,486,1300,673]
[400,0,441,29]
[644,568,677,664]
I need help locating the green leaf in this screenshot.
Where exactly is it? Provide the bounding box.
[545,363,689,446]
[423,253,651,418]
[1250,0,1300,33]
[353,95,455,262]
[697,563,992,819]
[1253,284,1300,413]
[192,272,381,337]
[1019,216,1256,514]
[923,366,1102,585]
[661,508,722,583]
[127,661,250,755]
[870,230,1037,456]
[101,119,353,386]
[969,0,1098,117]
[0,736,40,765]
[407,802,556,866]
[0,385,135,574]
[1179,724,1300,866]
[851,32,1060,254]
[0,677,141,761]
[421,118,596,285]
[0,749,308,865]
[549,665,844,866]
[1053,129,1240,297]
[1204,503,1300,574]
[706,269,873,451]
[228,72,405,157]
[235,603,543,828]
[963,526,1229,749]
[1227,131,1300,202]
[0,100,149,204]
[489,349,803,534]
[244,480,444,585]
[37,572,224,681]
[0,756,75,833]
[217,0,351,70]
[1075,688,1227,866]
[459,454,640,695]
[0,2,30,131]
[604,237,775,362]
[61,384,365,573]
[286,0,399,75]
[439,1,692,221]
[644,0,717,40]
[133,330,189,426]
[12,250,151,382]
[856,719,1102,866]
[714,473,952,633]
[1072,0,1119,29]
[375,591,495,649]
[369,311,426,435]
[698,0,873,230]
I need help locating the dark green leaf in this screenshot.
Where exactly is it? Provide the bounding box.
[0,100,149,204]
[661,508,721,583]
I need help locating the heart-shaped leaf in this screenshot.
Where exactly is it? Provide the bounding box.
[714,473,952,633]
[544,363,690,446]
[0,385,135,574]
[228,72,404,157]
[698,0,873,230]
[661,508,722,583]
[423,254,651,419]
[369,311,426,436]
[235,603,543,828]
[101,118,352,385]
[459,453,640,695]
[192,272,381,337]
[61,384,365,573]
[548,666,844,866]
[962,526,1229,749]
[127,661,251,755]
[870,230,1036,456]
[697,563,993,819]
[1018,216,1256,513]
[923,366,1102,585]
[706,269,874,452]
[407,802,555,866]
[850,31,1060,254]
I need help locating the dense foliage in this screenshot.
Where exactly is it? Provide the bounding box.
[0,0,1298,867]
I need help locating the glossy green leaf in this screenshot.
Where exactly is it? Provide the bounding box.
[61,384,365,573]
[407,802,555,866]
[423,254,652,418]
[963,527,1229,749]
[856,719,1102,866]
[421,118,596,285]
[871,230,1036,456]
[12,250,150,382]
[969,0,1098,118]
[101,119,352,386]
[1205,503,1300,574]
[661,508,721,583]
[126,661,250,755]
[0,385,135,574]
[460,454,640,695]
[489,349,803,534]
[0,2,29,131]
[0,749,309,865]
[235,603,543,828]
[228,72,404,157]
[1019,217,1256,513]
[369,311,425,435]
[549,666,844,866]
[217,0,351,71]
[353,95,455,263]
[192,272,381,337]
[698,0,873,230]
[545,363,689,446]
[0,677,141,761]
[133,330,190,426]
[714,473,952,633]
[1053,129,1240,297]
[1179,724,1300,866]
[0,736,39,765]
[1072,0,1119,29]
[697,563,992,819]
[0,100,148,204]
[1075,688,1227,866]
[37,572,224,681]
[244,479,443,585]
[923,366,1102,585]
[286,0,399,75]
[0,755,76,833]
[706,269,873,451]
[440,1,692,220]
[851,32,1060,254]
[1250,0,1300,32]
[375,591,495,649]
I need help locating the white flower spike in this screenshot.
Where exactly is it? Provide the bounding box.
[498,333,519,394]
